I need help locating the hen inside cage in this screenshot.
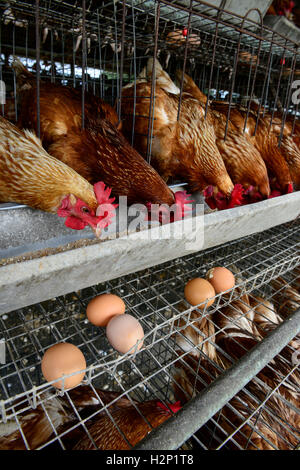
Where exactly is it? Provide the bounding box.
[0,0,299,452]
[0,0,299,217]
[0,220,299,450]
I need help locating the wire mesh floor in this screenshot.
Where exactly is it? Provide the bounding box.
[0,219,299,450]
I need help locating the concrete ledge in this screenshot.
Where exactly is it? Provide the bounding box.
[0,191,299,315]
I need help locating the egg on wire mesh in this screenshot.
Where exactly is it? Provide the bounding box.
[86,293,126,327]
[106,314,144,354]
[184,278,215,308]
[41,343,86,390]
[206,267,235,294]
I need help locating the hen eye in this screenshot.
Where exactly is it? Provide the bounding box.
[81,206,90,214]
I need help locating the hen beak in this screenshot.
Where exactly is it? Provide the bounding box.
[95,224,102,238]
[88,223,102,238]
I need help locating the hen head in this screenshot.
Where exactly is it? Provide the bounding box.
[204,184,245,211]
[204,181,294,211]
[57,182,118,236]
[146,190,193,223]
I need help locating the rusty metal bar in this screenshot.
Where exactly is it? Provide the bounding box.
[146,0,161,163]
[81,0,86,129]
[130,0,137,147]
[35,0,40,138]
[177,0,193,122]
[117,0,127,123]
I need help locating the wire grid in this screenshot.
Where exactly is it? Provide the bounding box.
[2,0,298,55]
[0,1,298,95]
[0,219,299,449]
[175,280,300,451]
[0,0,298,165]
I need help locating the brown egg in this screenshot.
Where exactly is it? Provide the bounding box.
[86,294,126,327]
[41,342,86,390]
[184,278,215,308]
[106,314,144,354]
[206,267,235,294]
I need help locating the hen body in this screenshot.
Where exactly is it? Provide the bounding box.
[173,292,299,450]
[178,72,271,198]
[13,59,176,207]
[121,59,234,197]
[0,386,180,450]
[211,102,295,193]
[270,115,300,189]
[0,116,98,213]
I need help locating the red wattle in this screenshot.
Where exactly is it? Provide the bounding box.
[64,216,88,230]
[157,401,181,414]
[173,190,194,220]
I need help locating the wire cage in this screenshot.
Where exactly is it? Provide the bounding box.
[0,0,299,451]
[0,219,299,450]
[0,0,299,153]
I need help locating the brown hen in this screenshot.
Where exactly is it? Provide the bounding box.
[173,295,299,450]
[0,116,113,233]
[0,385,180,450]
[268,114,300,189]
[121,59,238,205]
[211,102,294,194]
[13,59,190,213]
[177,72,271,203]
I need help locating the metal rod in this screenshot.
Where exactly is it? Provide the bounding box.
[81,0,86,130]
[205,5,221,118]
[146,0,161,163]
[270,41,288,129]
[134,307,300,450]
[35,0,40,138]
[177,0,192,122]
[130,0,137,147]
[96,10,103,99]
[117,0,126,123]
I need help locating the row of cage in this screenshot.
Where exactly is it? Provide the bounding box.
[0,1,299,148]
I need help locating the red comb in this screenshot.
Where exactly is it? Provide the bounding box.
[173,190,194,221]
[146,190,193,223]
[94,182,118,231]
[204,184,245,211]
[157,401,181,414]
[94,182,118,207]
[268,182,293,199]
[227,184,244,208]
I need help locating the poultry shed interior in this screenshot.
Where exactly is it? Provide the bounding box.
[0,0,299,452]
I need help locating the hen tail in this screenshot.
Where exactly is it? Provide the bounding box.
[12,57,35,91]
